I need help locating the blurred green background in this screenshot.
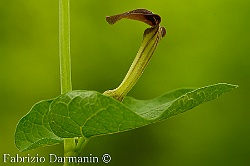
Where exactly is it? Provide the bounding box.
[0,0,249,165]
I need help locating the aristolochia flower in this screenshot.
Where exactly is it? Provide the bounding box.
[104,9,166,101]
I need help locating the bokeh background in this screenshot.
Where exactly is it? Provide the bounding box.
[1,0,249,165]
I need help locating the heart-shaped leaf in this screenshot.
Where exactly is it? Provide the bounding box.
[15,83,237,151]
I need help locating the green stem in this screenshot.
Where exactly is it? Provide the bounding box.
[59,0,72,94]
[59,0,78,165]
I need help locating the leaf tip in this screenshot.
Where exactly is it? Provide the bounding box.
[232,84,239,88]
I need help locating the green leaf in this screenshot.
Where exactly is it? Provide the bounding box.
[15,100,63,152]
[49,83,238,138]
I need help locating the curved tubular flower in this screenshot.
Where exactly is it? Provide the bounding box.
[104,9,166,101]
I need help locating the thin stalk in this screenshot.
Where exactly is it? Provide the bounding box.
[59,0,72,94]
[59,0,77,165]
